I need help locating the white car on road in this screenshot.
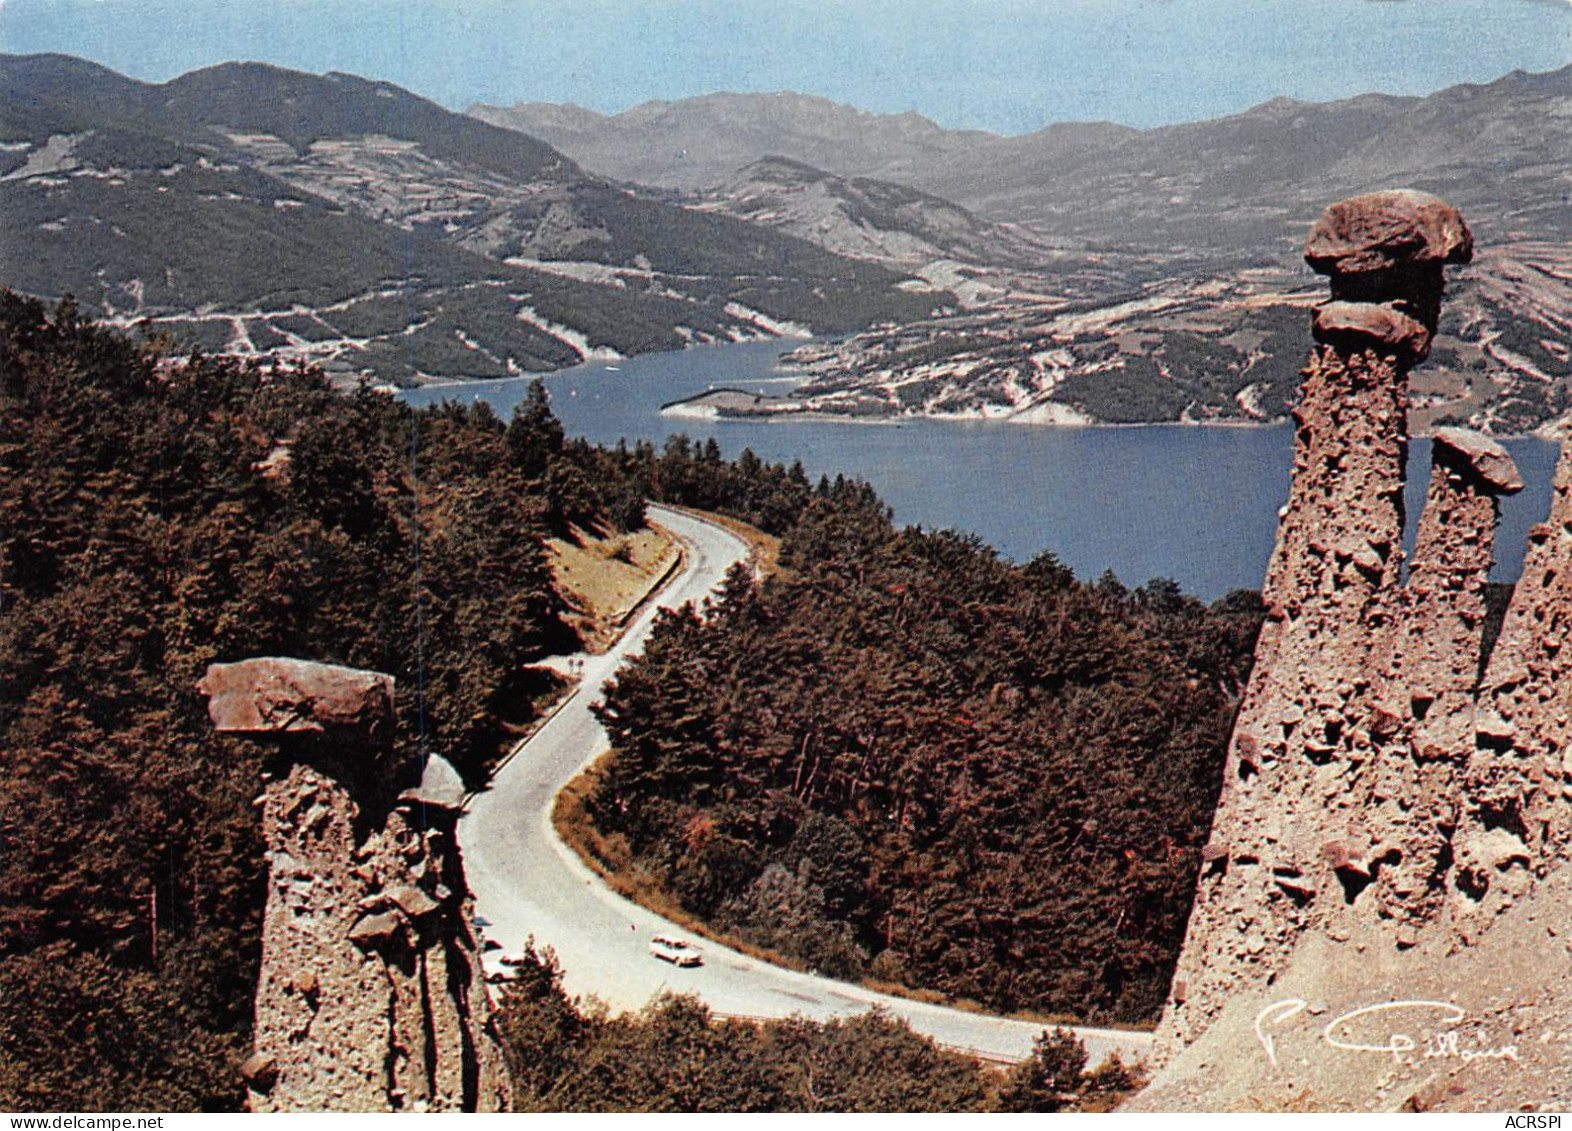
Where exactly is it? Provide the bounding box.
[649,935,703,967]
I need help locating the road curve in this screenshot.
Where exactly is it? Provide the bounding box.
[458,503,1152,1067]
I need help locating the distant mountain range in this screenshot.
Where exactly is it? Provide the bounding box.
[0,55,942,382]
[687,155,1063,291]
[2,53,1565,427]
[476,67,1572,254]
[478,69,1571,430]
[469,92,994,195]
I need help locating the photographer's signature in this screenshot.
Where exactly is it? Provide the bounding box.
[1255,998,1521,1068]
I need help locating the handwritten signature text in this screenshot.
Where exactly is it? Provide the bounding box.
[1254,998,1522,1068]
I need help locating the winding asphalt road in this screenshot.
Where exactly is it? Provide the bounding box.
[458,503,1152,1067]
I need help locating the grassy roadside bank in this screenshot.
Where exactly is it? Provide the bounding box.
[548,523,681,652]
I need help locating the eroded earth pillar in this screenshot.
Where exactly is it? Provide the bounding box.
[1136,190,1572,1113]
[198,657,510,1113]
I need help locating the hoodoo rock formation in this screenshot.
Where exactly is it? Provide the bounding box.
[1134,192,1572,1112]
[198,658,510,1113]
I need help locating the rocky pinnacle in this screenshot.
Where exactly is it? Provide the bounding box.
[200,658,510,1113]
[1155,191,1528,1054]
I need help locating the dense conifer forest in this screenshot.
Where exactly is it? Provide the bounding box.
[492,943,1140,1112]
[0,293,1259,1109]
[585,478,1264,1023]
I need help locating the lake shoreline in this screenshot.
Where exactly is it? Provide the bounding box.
[402,336,1560,600]
[416,342,1562,441]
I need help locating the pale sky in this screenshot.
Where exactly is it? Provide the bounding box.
[0,0,1568,135]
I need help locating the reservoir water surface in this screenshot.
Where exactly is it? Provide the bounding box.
[402,339,1559,601]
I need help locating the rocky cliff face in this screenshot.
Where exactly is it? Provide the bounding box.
[198,658,510,1113]
[1136,192,1572,1112]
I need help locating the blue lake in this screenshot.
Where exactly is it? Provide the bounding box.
[402,339,1561,601]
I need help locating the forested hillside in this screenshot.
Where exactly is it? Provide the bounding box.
[492,943,1140,1112]
[586,477,1264,1023]
[0,293,638,1109]
[0,54,945,382]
